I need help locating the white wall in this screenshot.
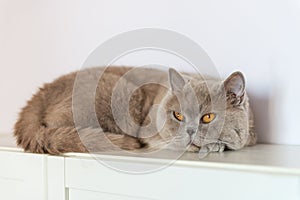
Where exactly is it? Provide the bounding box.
[1,0,300,145]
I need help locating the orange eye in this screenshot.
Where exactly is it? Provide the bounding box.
[201,113,216,124]
[173,111,184,121]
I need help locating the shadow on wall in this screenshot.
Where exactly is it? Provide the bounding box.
[247,92,271,144]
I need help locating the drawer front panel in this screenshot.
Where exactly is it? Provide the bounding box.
[0,151,46,200]
[69,188,147,200]
[66,158,300,200]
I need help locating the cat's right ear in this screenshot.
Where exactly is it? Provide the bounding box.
[224,71,245,105]
[169,68,185,92]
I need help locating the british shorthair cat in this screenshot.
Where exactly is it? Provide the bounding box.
[14,67,256,154]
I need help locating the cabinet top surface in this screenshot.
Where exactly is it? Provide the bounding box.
[64,144,300,174]
[1,133,300,175]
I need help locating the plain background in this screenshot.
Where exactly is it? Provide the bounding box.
[1,0,300,145]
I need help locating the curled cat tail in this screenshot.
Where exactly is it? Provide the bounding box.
[14,125,88,154]
[14,124,142,155]
[14,93,141,154]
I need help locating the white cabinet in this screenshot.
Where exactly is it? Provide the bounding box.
[0,150,65,200]
[47,156,66,200]
[65,156,300,200]
[0,144,300,200]
[69,189,141,200]
[0,150,46,200]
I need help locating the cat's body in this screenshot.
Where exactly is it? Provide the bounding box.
[14,67,256,154]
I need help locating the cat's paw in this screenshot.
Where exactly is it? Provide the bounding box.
[121,135,143,150]
[199,143,225,153]
[186,144,200,152]
[105,134,142,150]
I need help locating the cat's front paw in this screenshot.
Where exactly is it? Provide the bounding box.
[106,134,143,150]
[199,143,225,153]
[121,136,143,150]
[186,144,200,152]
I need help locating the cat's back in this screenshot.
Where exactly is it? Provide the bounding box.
[30,67,132,127]
[42,66,168,128]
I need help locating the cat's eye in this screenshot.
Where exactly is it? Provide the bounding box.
[201,113,216,124]
[173,111,184,121]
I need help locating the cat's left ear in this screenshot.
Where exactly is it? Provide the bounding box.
[224,71,245,105]
[168,68,185,92]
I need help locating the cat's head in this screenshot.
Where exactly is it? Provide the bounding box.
[157,68,250,151]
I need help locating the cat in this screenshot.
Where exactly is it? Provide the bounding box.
[14,66,256,154]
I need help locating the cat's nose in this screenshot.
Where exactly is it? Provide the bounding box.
[186,128,196,136]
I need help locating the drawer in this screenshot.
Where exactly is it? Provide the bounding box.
[65,157,300,200]
[0,151,46,200]
[69,188,145,200]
